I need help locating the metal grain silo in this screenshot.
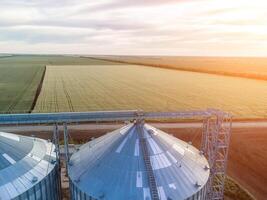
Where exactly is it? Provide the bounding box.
[0,132,60,200]
[69,122,210,200]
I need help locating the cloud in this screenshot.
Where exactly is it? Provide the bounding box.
[0,0,266,56]
[77,0,184,12]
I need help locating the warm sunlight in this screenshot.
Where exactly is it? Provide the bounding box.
[0,0,266,56]
[1,1,267,200]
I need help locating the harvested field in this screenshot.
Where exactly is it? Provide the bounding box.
[95,56,267,81]
[163,127,267,200]
[34,64,267,119]
[227,127,267,200]
[139,124,267,199]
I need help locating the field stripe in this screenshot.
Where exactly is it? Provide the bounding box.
[29,66,47,113]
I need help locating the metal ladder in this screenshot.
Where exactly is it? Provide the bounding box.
[138,123,160,200]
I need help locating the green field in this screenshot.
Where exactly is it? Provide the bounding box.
[1,55,267,118]
[0,55,117,113]
[0,58,44,113]
[34,64,267,118]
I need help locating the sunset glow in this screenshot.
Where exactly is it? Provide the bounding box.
[0,0,266,56]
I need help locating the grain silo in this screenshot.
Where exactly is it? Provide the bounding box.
[0,132,60,200]
[69,122,210,200]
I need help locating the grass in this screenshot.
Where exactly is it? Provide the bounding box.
[0,55,117,113]
[34,64,267,119]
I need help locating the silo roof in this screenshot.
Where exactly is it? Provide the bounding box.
[69,123,210,200]
[0,132,57,199]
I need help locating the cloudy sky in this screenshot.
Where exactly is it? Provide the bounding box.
[0,0,266,56]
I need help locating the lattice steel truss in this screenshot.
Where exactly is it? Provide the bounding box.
[0,109,232,200]
[201,110,232,200]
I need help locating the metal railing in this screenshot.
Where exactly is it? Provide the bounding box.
[0,109,230,125]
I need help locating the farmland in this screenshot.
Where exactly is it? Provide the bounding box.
[0,55,118,113]
[1,55,267,119]
[95,56,267,81]
[34,64,267,118]
[0,56,44,113]
[1,55,267,199]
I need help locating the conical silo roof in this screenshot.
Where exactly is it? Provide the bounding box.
[69,122,210,200]
[0,132,57,199]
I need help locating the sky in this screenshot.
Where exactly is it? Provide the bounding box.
[0,0,266,56]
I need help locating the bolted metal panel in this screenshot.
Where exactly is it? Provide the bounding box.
[0,132,60,200]
[69,123,210,200]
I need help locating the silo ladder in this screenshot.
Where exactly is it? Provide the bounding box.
[138,123,160,200]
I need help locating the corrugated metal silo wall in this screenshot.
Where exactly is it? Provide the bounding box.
[69,179,208,200]
[12,164,61,200]
[186,183,208,200]
[70,180,97,200]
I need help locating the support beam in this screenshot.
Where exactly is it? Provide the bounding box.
[0,110,217,125]
[53,123,62,200]
[63,123,70,175]
[53,123,60,163]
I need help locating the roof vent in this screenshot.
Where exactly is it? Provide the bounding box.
[204,165,210,170]
[148,129,154,135]
[195,182,201,187]
[50,159,56,164]
[195,181,201,188]
[31,176,38,183]
[187,141,192,148]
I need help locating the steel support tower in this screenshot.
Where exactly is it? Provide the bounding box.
[201,110,232,200]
